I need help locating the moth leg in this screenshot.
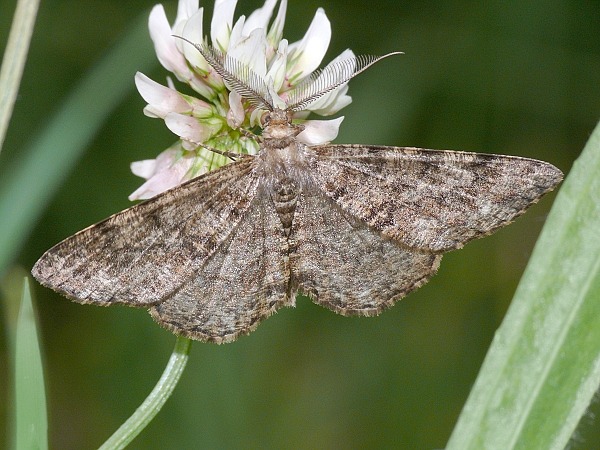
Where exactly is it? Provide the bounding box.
[239,128,261,142]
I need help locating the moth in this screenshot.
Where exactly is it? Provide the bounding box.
[32,43,563,343]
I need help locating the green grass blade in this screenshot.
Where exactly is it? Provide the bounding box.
[0,0,40,153]
[0,10,157,275]
[15,276,47,450]
[446,120,600,449]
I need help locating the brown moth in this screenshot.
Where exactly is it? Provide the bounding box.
[32,44,563,343]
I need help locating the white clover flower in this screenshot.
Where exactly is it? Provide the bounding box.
[131,0,359,200]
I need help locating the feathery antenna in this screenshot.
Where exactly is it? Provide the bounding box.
[174,36,274,111]
[285,52,403,112]
[175,36,402,116]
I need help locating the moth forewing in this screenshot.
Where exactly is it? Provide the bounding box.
[32,157,262,307]
[307,145,563,253]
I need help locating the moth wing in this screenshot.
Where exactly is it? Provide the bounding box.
[150,182,293,343]
[32,157,260,306]
[292,187,441,316]
[308,145,563,253]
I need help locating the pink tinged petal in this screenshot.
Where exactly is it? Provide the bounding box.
[141,146,180,180]
[227,91,245,128]
[189,75,223,101]
[266,39,288,92]
[163,74,216,114]
[227,28,268,78]
[297,117,344,145]
[135,72,191,118]
[287,8,331,81]
[267,0,287,52]
[188,96,214,118]
[130,159,157,179]
[291,110,309,120]
[211,0,238,51]
[148,5,189,76]
[172,0,198,44]
[142,106,158,118]
[165,112,213,146]
[226,15,247,55]
[311,90,352,116]
[129,149,196,200]
[181,8,209,71]
[305,84,351,115]
[244,0,278,35]
[176,10,223,97]
[174,0,199,30]
[181,141,197,151]
[268,87,287,110]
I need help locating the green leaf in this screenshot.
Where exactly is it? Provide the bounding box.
[15,276,48,450]
[446,120,600,449]
[0,10,158,275]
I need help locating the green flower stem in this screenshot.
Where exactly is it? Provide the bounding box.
[98,336,192,450]
[0,0,40,154]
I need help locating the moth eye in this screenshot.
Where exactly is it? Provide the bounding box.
[261,113,271,126]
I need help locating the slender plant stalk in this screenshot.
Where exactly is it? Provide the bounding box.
[0,0,40,154]
[98,336,192,450]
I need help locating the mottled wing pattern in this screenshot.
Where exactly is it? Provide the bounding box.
[308,145,563,253]
[291,187,441,316]
[32,157,260,306]
[150,183,293,343]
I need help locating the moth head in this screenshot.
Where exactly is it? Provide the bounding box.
[261,108,304,140]
[260,109,294,127]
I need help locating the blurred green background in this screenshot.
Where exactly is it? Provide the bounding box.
[0,0,597,448]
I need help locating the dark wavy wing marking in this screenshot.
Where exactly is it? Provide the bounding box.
[32,157,260,306]
[291,187,441,316]
[150,183,292,343]
[307,145,563,253]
